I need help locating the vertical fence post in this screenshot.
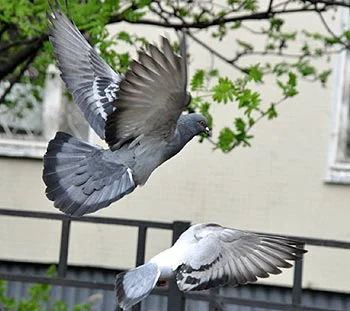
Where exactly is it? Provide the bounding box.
[135,225,147,267]
[167,221,191,311]
[292,243,305,306]
[133,225,148,311]
[58,219,71,278]
[209,287,220,311]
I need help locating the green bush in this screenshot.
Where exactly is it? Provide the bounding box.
[0,266,91,311]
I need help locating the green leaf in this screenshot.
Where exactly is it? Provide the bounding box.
[235,118,246,132]
[248,64,263,82]
[230,21,242,29]
[270,17,284,31]
[122,8,146,22]
[236,39,253,51]
[319,69,331,86]
[277,72,298,97]
[218,127,236,152]
[296,60,316,76]
[209,69,219,77]
[244,0,258,11]
[199,101,213,128]
[287,72,297,87]
[191,70,205,91]
[118,31,132,43]
[211,77,236,104]
[266,104,278,120]
[74,303,91,311]
[116,53,130,72]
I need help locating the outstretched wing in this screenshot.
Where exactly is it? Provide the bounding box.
[48,3,121,139]
[176,224,306,292]
[105,37,190,150]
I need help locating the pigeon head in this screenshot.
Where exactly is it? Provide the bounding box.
[184,113,212,137]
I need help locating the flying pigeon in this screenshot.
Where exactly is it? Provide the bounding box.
[43,3,211,216]
[115,223,307,310]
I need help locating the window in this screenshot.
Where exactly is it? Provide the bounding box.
[0,65,91,158]
[326,10,350,184]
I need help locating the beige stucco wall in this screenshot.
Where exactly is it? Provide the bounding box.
[0,6,349,294]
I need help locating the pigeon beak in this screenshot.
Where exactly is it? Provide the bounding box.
[205,127,212,137]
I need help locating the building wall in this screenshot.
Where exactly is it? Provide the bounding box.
[0,6,349,294]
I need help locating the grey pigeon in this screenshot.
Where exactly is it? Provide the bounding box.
[115,223,307,310]
[43,3,211,216]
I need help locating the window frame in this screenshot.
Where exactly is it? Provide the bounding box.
[325,9,350,184]
[0,65,93,159]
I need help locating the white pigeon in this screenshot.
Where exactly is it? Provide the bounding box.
[115,223,307,309]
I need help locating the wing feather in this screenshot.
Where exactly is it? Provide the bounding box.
[105,38,190,150]
[48,3,121,139]
[175,224,306,292]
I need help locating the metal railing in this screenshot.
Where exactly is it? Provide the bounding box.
[0,208,349,311]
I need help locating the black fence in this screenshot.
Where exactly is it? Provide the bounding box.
[0,208,349,311]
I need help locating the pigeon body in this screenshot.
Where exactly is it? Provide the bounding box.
[43,4,211,216]
[115,223,307,310]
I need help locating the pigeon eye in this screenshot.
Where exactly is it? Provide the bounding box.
[199,120,205,126]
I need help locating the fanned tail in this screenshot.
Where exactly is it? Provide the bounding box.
[115,263,160,310]
[42,132,136,216]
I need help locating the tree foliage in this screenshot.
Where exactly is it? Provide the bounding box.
[0,0,349,151]
[0,266,91,311]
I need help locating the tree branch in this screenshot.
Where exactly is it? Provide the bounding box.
[301,0,350,8]
[186,31,246,73]
[108,6,327,30]
[0,48,39,105]
[0,37,40,53]
[316,9,349,48]
[0,36,45,81]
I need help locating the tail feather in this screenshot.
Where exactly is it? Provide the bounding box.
[115,263,160,310]
[43,132,136,216]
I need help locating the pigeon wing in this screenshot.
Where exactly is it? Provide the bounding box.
[175,224,306,292]
[48,3,121,139]
[105,37,190,150]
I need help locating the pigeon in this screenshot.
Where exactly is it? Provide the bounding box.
[115,223,307,310]
[43,3,211,217]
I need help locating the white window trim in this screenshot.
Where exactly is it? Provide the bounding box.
[0,65,94,159]
[325,9,350,184]
[0,65,62,158]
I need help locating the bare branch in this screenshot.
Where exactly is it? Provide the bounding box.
[0,36,45,81]
[186,31,246,73]
[301,0,350,8]
[267,0,274,13]
[316,9,350,48]
[0,37,40,53]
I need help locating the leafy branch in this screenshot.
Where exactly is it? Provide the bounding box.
[0,0,349,152]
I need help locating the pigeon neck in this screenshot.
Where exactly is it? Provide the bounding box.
[176,115,199,143]
[161,119,197,162]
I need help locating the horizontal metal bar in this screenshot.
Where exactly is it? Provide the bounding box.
[0,273,345,311]
[0,208,173,230]
[1,209,349,249]
[0,274,343,311]
[184,292,345,311]
[0,273,115,290]
[0,272,171,295]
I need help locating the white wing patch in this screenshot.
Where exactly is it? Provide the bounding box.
[92,77,119,120]
[127,168,135,187]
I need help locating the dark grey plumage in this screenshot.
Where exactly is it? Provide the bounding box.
[115,223,307,310]
[43,3,211,216]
